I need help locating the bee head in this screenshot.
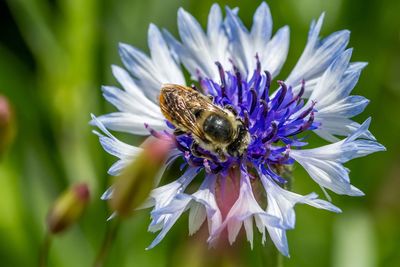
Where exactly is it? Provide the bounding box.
[226,123,250,158]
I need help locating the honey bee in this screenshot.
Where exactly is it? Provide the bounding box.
[159,84,250,160]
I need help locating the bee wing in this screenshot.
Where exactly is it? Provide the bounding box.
[159,84,221,141]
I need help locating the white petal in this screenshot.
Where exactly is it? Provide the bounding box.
[188,203,207,235]
[94,112,166,135]
[251,2,273,46]
[291,49,373,141]
[141,167,199,210]
[119,43,162,101]
[148,24,185,84]
[297,61,366,98]
[102,85,162,120]
[93,130,140,160]
[111,65,163,115]
[261,26,290,77]
[225,3,289,79]
[207,4,223,41]
[259,175,341,257]
[292,155,363,196]
[317,95,369,117]
[309,49,353,105]
[291,119,385,195]
[314,117,375,141]
[91,115,142,174]
[261,175,341,228]
[147,194,191,249]
[119,29,185,103]
[101,186,114,200]
[108,159,131,176]
[210,170,281,247]
[188,175,222,236]
[148,173,221,245]
[144,168,199,242]
[225,7,253,75]
[266,225,289,257]
[243,217,255,249]
[178,8,215,78]
[170,6,230,81]
[286,14,350,91]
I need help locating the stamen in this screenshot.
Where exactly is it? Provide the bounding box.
[243,110,250,128]
[234,66,243,105]
[300,111,315,131]
[284,80,305,108]
[278,145,291,164]
[276,81,288,109]
[297,79,305,99]
[174,138,187,151]
[262,122,278,143]
[215,62,226,97]
[170,61,318,176]
[196,69,203,85]
[144,123,163,138]
[262,71,271,100]
[255,54,261,74]
[260,99,269,118]
[298,101,316,119]
[249,88,258,115]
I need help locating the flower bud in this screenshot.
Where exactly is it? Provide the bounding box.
[109,137,172,217]
[0,95,16,156]
[47,183,90,234]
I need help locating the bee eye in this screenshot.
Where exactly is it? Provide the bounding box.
[203,114,233,143]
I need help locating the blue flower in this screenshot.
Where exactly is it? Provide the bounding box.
[91,2,385,256]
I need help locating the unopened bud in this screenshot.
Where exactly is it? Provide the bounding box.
[0,95,16,156]
[110,137,172,217]
[47,183,90,234]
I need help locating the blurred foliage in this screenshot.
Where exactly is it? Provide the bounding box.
[0,0,398,266]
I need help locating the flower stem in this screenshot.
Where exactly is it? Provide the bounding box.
[92,219,120,267]
[38,232,52,267]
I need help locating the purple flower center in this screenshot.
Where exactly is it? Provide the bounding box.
[151,59,319,183]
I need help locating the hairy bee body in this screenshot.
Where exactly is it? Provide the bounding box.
[159,84,250,159]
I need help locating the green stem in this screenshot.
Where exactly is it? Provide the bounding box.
[38,232,52,267]
[277,253,284,267]
[92,219,121,267]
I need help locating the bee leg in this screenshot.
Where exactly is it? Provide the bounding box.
[224,104,237,116]
[173,128,185,136]
[190,142,203,158]
[216,148,227,162]
[191,84,199,91]
[207,95,215,102]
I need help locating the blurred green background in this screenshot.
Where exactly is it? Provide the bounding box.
[0,0,398,266]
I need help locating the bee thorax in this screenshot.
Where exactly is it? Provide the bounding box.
[203,114,233,143]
